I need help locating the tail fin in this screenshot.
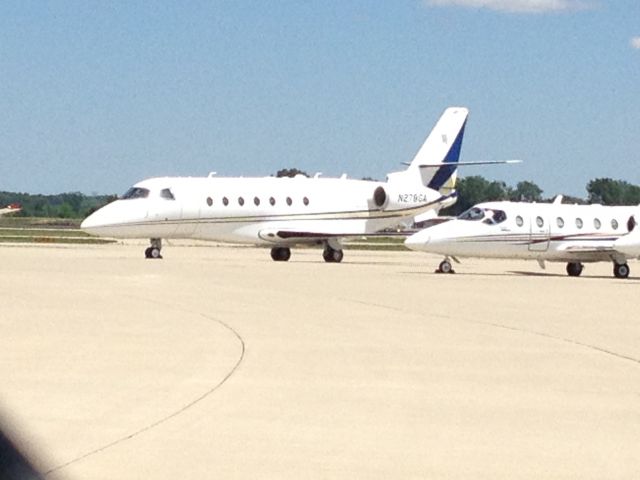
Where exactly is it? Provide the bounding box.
[408,107,468,189]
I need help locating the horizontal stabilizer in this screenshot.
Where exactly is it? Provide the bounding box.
[412,160,522,168]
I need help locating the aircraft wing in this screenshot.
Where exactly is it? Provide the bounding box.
[258,229,408,244]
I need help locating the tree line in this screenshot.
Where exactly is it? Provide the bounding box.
[2,175,639,219]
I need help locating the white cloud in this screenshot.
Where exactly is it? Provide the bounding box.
[631,37,640,50]
[423,0,594,14]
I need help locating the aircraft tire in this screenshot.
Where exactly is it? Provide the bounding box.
[438,260,453,274]
[149,247,162,259]
[614,263,630,279]
[323,247,343,263]
[144,247,152,259]
[270,247,291,262]
[566,262,583,277]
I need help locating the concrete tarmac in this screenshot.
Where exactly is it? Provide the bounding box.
[1,243,639,479]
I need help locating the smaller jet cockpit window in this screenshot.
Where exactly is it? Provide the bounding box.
[458,207,485,221]
[482,209,507,225]
[122,187,150,200]
[160,188,175,200]
[516,215,524,227]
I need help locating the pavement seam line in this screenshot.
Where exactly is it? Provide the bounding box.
[45,300,245,476]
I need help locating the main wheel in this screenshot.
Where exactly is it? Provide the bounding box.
[149,247,162,259]
[323,247,343,263]
[438,259,453,274]
[144,247,152,258]
[566,262,583,277]
[270,247,291,262]
[614,262,630,279]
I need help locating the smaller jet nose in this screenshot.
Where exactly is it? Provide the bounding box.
[404,230,430,251]
[81,209,107,235]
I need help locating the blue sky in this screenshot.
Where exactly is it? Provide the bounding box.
[1,0,638,197]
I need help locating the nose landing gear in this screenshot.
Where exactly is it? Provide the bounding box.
[436,258,455,274]
[145,238,163,259]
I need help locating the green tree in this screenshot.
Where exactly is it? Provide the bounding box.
[509,180,543,202]
[587,178,640,205]
[446,176,511,215]
[276,168,308,178]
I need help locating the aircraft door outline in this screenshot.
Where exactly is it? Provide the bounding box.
[528,214,550,252]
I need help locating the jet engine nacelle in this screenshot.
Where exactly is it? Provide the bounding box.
[373,184,439,212]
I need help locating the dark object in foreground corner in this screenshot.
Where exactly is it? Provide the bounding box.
[0,427,44,480]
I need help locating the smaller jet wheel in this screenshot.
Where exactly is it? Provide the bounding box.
[145,247,162,259]
[323,247,343,263]
[437,259,454,274]
[270,247,291,262]
[566,262,583,277]
[614,262,630,279]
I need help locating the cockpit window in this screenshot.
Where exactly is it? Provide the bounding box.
[121,187,150,200]
[160,188,175,200]
[459,207,507,225]
[482,209,507,225]
[458,207,485,221]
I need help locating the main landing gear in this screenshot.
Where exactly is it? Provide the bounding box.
[270,247,291,262]
[566,262,583,277]
[565,261,631,278]
[145,238,162,259]
[613,262,630,279]
[322,245,344,263]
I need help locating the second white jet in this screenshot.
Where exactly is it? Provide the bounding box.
[405,197,640,278]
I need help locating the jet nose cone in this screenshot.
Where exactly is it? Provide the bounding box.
[81,211,103,235]
[405,231,429,251]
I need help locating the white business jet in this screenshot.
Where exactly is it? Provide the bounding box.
[405,197,640,278]
[82,107,472,262]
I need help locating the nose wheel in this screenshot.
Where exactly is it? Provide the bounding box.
[436,259,454,274]
[145,239,163,259]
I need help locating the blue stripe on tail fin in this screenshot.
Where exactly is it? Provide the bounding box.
[426,119,466,190]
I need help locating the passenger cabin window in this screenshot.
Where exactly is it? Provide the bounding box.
[269,197,276,206]
[594,218,601,229]
[536,216,544,227]
[611,219,619,230]
[557,217,564,228]
[121,187,150,200]
[303,197,309,206]
[628,216,636,232]
[206,197,213,207]
[160,188,175,200]
[254,197,260,206]
[576,218,583,229]
[238,197,245,206]
[516,215,524,227]
[223,197,229,206]
[286,197,292,206]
